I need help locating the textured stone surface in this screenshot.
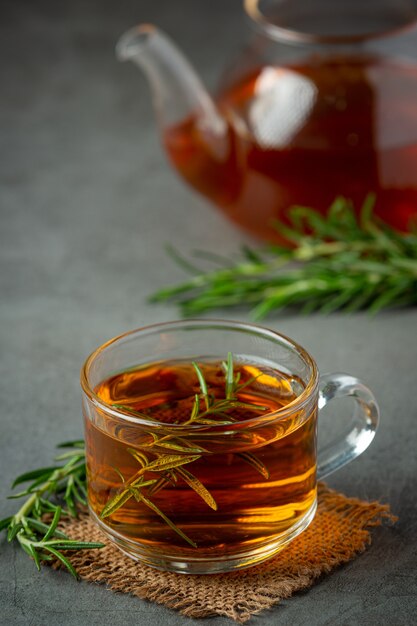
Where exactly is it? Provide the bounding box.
[1,1,417,624]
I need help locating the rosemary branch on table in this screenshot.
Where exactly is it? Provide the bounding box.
[0,441,104,578]
[150,196,417,318]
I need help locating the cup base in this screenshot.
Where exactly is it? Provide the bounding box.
[89,499,317,574]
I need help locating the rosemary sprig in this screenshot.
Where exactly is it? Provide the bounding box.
[0,441,104,578]
[150,196,417,318]
[101,353,270,546]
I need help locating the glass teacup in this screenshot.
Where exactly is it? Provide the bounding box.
[81,319,378,574]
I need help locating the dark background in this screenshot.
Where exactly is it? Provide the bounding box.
[1,1,417,624]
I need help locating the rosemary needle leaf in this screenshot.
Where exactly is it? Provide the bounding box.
[43,506,62,541]
[12,468,58,489]
[190,393,200,421]
[144,454,201,472]
[176,467,218,511]
[46,547,79,579]
[238,452,270,479]
[147,439,198,452]
[45,540,105,550]
[139,494,198,548]
[192,361,209,409]
[111,466,126,484]
[28,544,41,571]
[56,440,85,449]
[100,489,135,519]
[26,518,68,539]
[0,516,13,531]
[150,196,417,317]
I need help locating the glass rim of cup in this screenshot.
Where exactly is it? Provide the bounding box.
[80,319,319,430]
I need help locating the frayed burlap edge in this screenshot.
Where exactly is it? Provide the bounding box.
[52,483,396,623]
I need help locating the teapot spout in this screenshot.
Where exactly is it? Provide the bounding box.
[116,25,226,139]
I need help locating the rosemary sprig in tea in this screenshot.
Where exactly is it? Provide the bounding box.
[101,353,270,547]
[0,441,104,578]
[150,196,417,318]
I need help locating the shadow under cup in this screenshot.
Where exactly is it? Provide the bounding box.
[80,320,378,574]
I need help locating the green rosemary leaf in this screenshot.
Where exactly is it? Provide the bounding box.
[45,546,79,579]
[241,244,264,264]
[271,218,304,244]
[56,440,85,449]
[26,518,68,539]
[139,494,197,548]
[36,552,54,561]
[64,483,77,518]
[290,206,342,240]
[54,450,85,461]
[19,538,36,558]
[7,523,21,542]
[111,466,126,483]
[192,361,209,410]
[28,544,41,571]
[218,400,269,412]
[318,287,362,315]
[0,516,13,531]
[191,248,233,268]
[100,471,160,520]
[38,497,60,512]
[234,374,262,393]
[198,401,234,415]
[43,540,105,550]
[189,393,200,422]
[144,454,201,473]
[21,517,36,539]
[368,281,411,314]
[7,490,33,500]
[12,467,58,489]
[165,243,202,275]
[148,439,199,453]
[238,452,270,479]
[73,476,88,497]
[176,467,217,510]
[100,489,134,519]
[69,486,87,506]
[131,478,159,489]
[127,448,149,468]
[43,506,62,541]
[344,284,379,313]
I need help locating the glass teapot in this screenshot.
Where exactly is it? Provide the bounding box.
[117,0,417,242]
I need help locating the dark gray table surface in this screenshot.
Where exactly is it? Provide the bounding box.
[1,1,417,624]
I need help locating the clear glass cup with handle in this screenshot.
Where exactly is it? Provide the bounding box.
[81,319,379,574]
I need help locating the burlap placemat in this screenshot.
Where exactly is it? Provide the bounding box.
[54,483,395,623]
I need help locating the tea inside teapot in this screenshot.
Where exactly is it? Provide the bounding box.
[165,55,417,241]
[118,0,417,242]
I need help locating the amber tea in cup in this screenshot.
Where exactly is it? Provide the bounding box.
[81,320,379,573]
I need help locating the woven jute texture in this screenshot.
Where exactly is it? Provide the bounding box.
[55,483,395,623]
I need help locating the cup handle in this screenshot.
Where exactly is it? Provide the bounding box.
[317,373,379,480]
